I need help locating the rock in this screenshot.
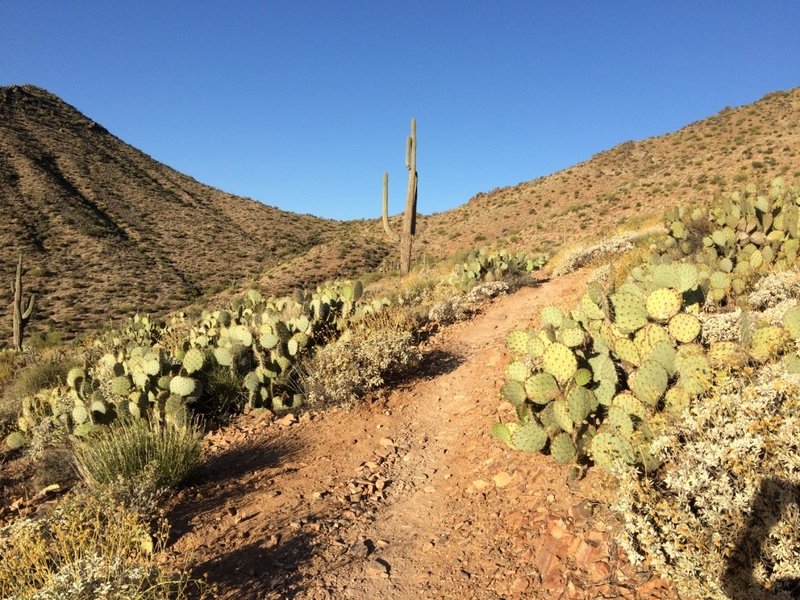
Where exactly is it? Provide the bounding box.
[590,560,612,581]
[569,500,594,524]
[378,437,395,447]
[351,539,373,558]
[276,413,297,427]
[367,558,390,577]
[492,471,514,488]
[510,576,530,593]
[505,510,525,531]
[472,479,490,491]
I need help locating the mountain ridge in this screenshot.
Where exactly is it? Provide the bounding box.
[0,84,369,341]
[1,84,799,344]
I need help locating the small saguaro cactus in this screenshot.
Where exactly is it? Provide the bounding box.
[11,254,35,350]
[381,117,418,275]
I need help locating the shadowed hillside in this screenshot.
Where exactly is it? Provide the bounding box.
[0,85,356,341]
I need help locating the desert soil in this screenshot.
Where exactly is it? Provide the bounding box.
[165,271,677,600]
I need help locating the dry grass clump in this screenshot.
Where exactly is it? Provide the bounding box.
[0,483,205,599]
[72,417,203,494]
[615,365,800,599]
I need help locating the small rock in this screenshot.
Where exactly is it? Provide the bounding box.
[472,479,490,491]
[378,437,395,447]
[510,576,530,593]
[569,500,594,523]
[458,569,471,580]
[276,413,297,427]
[590,560,612,581]
[351,539,373,558]
[492,471,514,488]
[367,558,390,576]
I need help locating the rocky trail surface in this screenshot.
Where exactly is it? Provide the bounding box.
[166,272,676,599]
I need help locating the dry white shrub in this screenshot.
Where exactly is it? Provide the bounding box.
[699,308,742,344]
[759,299,797,327]
[428,281,510,326]
[748,270,800,310]
[551,233,636,277]
[302,325,421,407]
[615,367,800,599]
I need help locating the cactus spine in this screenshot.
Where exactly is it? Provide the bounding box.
[11,254,35,351]
[381,118,418,275]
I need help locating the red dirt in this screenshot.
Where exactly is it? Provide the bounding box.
[165,272,677,599]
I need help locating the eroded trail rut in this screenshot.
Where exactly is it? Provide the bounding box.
[167,273,675,599]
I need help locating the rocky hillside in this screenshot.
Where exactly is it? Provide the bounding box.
[0,85,365,341]
[2,84,798,344]
[414,88,800,259]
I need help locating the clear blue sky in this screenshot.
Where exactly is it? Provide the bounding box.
[2,1,799,221]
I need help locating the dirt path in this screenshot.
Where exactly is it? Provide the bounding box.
[167,273,676,599]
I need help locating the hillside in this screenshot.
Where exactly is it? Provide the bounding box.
[0,85,365,342]
[414,88,800,258]
[2,85,799,344]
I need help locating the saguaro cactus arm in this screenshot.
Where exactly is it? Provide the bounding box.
[381,172,400,243]
[11,254,35,350]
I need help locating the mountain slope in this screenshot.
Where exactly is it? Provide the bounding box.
[0,84,347,341]
[2,85,798,344]
[414,88,800,259]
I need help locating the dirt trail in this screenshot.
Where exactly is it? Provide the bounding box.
[167,273,675,599]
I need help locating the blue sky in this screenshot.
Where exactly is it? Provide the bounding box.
[2,1,799,220]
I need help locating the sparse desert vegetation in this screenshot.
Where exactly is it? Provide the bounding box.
[1,84,799,599]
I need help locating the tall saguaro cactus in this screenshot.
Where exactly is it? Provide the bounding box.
[381,118,418,275]
[11,254,35,350]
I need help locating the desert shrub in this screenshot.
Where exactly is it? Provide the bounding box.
[549,232,637,276]
[1,354,80,443]
[72,417,203,494]
[0,349,19,390]
[428,281,510,326]
[549,226,665,277]
[748,270,800,310]
[615,366,800,599]
[2,354,78,406]
[0,484,205,599]
[302,318,421,407]
[26,329,65,352]
[192,363,246,421]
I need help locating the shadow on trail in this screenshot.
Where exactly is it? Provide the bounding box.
[190,530,316,600]
[416,348,464,379]
[721,477,800,600]
[167,434,303,544]
[198,434,303,485]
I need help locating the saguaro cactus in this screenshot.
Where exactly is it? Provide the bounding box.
[11,254,35,350]
[381,118,418,275]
